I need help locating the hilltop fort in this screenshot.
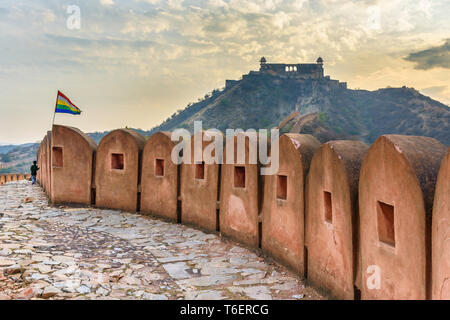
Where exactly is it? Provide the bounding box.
[225,57,347,90]
[147,56,448,146]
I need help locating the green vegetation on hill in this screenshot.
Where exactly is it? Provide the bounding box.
[72,75,450,146]
[3,73,449,173]
[0,143,39,174]
[146,74,450,146]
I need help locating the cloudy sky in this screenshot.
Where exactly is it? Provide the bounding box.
[0,0,449,144]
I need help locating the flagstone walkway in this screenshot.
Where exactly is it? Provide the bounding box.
[0,181,324,300]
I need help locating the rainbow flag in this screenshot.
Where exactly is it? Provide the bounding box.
[55,91,82,115]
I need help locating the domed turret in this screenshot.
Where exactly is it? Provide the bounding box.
[316,57,323,65]
[260,57,267,66]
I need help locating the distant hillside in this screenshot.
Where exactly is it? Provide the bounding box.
[0,143,36,154]
[2,66,449,173]
[57,71,450,146]
[147,72,449,145]
[0,143,39,174]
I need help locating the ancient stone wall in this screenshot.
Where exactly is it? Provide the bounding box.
[261,134,320,276]
[40,134,49,193]
[33,127,449,300]
[219,133,261,248]
[432,148,450,300]
[180,131,223,232]
[305,140,368,299]
[50,125,97,205]
[0,173,31,184]
[37,145,42,183]
[46,131,52,197]
[95,129,145,212]
[140,132,179,221]
[359,135,446,300]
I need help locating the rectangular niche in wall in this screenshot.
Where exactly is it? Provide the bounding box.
[277,175,287,200]
[52,147,63,168]
[195,161,205,180]
[324,191,332,223]
[377,201,395,247]
[234,166,246,188]
[111,153,124,170]
[155,159,164,177]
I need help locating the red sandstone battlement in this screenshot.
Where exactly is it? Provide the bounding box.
[31,125,449,300]
[0,173,30,184]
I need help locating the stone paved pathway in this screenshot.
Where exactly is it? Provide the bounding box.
[0,181,324,300]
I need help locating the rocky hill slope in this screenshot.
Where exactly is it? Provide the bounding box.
[0,143,39,174]
[2,71,449,173]
[149,73,449,145]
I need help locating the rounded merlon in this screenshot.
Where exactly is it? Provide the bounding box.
[305,140,368,299]
[432,148,450,300]
[359,134,446,299]
[95,128,146,212]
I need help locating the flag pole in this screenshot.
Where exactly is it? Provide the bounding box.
[52,90,58,129]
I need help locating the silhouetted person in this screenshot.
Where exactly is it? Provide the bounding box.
[30,160,39,185]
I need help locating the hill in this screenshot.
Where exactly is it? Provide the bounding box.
[0,143,39,174]
[148,71,449,145]
[2,63,449,173]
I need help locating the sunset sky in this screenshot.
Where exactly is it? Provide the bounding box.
[0,0,449,144]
